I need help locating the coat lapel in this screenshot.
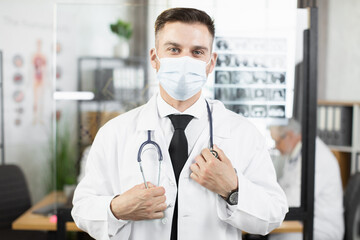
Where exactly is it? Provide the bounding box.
[181,99,232,178]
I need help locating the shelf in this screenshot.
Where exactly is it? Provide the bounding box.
[328,145,353,153]
[216,50,287,55]
[54,91,95,101]
[78,99,120,102]
[317,102,360,173]
[215,67,287,72]
[318,100,360,106]
[214,84,286,89]
[221,100,286,106]
[77,56,148,159]
[78,56,146,63]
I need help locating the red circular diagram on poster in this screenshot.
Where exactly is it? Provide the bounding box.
[15,119,21,126]
[15,107,24,114]
[56,66,62,79]
[56,42,62,54]
[13,55,24,68]
[13,90,25,103]
[13,73,23,84]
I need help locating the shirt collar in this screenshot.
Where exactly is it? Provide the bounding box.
[289,141,302,163]
[157,93,207,119]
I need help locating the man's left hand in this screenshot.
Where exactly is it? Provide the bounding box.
[190,145,238,198]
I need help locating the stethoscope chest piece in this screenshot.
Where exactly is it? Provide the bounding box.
[210,149,219,159]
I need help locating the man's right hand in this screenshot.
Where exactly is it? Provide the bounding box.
[110,182,167,221]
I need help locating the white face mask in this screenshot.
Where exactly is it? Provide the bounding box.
[155,49,211,101]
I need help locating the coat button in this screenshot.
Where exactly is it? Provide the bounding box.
[169,181,175,186]
[161,217,168,224]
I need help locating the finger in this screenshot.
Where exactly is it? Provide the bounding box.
[213,145,230,163]
[154,202,167,212]
[139,183,147,189]
[195,155,206,168]
[153,194,166,205]
[190,163,200,174]
[190,172,199,182]
[150,211,164,219]
[147,182,156,188]
[139,182,155,189]
[201,148,217,162]
[149,186,166,197]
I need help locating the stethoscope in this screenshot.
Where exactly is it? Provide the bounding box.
[137,99,218,189]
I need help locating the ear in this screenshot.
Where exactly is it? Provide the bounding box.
[287,131,295,139]
[207,52,218,75]
[149,48,158,70]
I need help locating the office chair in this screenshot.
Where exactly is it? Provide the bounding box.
[243,234,268,240]
[56,191,93,240]
[344,172,360,240]
[0,164,47,239]
[57,207,73,240]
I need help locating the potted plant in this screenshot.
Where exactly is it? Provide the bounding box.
[47,113,77,197]
[110,19,133,58]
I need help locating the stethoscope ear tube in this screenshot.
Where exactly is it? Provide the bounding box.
[205,100,219,159]
[139,162,149,189]
[137,130,163,188]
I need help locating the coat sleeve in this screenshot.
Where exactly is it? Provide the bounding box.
[216,131,288,235]
[313,139,344,240]
[71,126,129,240]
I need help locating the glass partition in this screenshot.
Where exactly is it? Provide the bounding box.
[0,51,3,166]
[54,2,153,210]
[54,1,311,238]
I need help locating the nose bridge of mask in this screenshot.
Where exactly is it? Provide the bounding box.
[155,48,211,72]
[155,48,182,72]
[184,56,206,76]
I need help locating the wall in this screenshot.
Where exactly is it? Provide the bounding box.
[0,0,54,203]
[318,0,360,101]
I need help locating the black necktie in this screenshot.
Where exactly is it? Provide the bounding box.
[168,114,193,240]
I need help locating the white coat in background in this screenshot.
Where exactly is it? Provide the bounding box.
[269,138,344,240]
[72,94,288,240]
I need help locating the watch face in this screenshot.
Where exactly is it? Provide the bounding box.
[229,191,238,205]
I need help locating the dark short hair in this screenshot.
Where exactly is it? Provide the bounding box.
[155,7,215,39]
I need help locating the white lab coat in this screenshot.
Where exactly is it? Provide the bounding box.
[269,138,344,240]
[72,94,288,240]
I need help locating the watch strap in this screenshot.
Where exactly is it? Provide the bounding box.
[222,188,238,205]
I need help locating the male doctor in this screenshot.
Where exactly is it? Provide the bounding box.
[269,119,344,240]
[72,8,288,240]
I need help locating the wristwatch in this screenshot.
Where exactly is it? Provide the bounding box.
[223,188,238,205]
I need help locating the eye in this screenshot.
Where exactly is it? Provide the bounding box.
[168,48,180,53]
[193,50,204,55]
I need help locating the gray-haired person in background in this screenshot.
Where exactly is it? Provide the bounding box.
[269,119,344,240]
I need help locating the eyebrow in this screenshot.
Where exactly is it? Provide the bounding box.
[164,41,181,47]
[163,41,209,52]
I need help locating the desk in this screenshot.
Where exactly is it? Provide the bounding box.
[271,221,303,233]
[12,192,302,234]
[12,192,80,232]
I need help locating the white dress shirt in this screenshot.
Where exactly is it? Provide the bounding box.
[157,93,208,156]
